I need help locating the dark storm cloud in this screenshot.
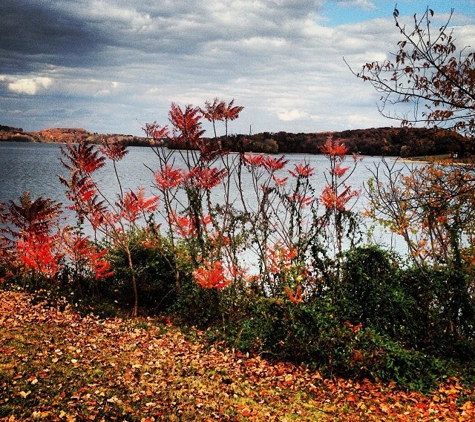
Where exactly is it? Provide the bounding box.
[0,0,325,72]
[0,0,473,135]
[0,0,107,71]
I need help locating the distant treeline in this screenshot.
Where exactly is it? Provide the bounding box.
[0,124,23,133]
[213,127,473,157]
[1,124,473,157]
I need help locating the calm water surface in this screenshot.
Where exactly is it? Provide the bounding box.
[0,142,409,202]
[0,142,414,252]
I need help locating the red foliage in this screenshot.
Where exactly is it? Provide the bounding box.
[143,122,170,145]
[154,164,185,190]
[272,174,288,186]
[88,248,113,280]
[285,284,303,304]
[117,187,159,223]
[187,166,227,189]
[62,232,113,280]
[201,98,225,121]
[321,185,359,211]
[320,137,349,157]
[221,99,244,122]
[0,192,64,281]
[332,162,350,178]
[320,136,360,213]
[99,139,129,161]
[242,152,265,167]
[169,103,205,147]
[262,155,288,172]
[201,98,244,125]
[242,153,288,172]
[193,260,233,289]
[16,235,60,279]
[61,141,105,175]
[168,212,198,238]
[267,243,297,274]
[289,162,315,178]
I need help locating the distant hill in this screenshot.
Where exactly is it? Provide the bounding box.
[1,124,473,157]
[0,125,37,143]
[0,126,151,147]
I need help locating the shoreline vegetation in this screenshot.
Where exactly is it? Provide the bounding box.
[1,97,475,421]
[1,124,473,158]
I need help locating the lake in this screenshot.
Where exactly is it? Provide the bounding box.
[0,141,415,253]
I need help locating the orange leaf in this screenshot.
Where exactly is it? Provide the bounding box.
[462,401,473,411]
[241,408,252,417]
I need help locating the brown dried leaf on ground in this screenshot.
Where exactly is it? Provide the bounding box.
[0,290,474,421]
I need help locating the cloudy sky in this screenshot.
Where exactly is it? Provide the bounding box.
[1,0,474,136]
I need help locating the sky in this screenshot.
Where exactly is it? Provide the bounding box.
[1,0,474,137]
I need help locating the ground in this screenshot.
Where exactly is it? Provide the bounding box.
[0,290,474,421]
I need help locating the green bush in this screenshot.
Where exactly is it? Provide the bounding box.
[338,326,449,391]
[172,275,223,327]
[210,293,458,390]
[399,265,475,357]
[201,246,475,390]
[338,246,419,344]
[104,230,181,314]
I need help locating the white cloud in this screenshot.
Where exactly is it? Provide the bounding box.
[7,77,53,95]
[93,81,120,97]
[278,109,310,121]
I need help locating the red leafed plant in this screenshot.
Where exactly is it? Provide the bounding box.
[193,260,233,289]
[0,190,115,289]
[320,136,361,258]
[147,100,243,280]
[265,242,307,301]
[201,98,244,139]
[154,164,186,190]
[60,138,159,316]
[117,187,159,223]
[62,231,114,284]
[289,162,315,178]
[0,192,64,284]
[187,166,228,190]
[146,101,363,305]
[284,284,303,304]
[16,235,60,280]
[168,103,205,150]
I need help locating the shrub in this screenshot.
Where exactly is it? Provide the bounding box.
[104,229,182,314]
[399,265,475,356]
[339,326,449,391]
[338,246,419,344]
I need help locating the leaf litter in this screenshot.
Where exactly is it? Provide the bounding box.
[1,290,474,421]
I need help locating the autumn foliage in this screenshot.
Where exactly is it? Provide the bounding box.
[2,5,475,417]
[0,192,112,287]
[3,290,475,421]
[1,94,475,402]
